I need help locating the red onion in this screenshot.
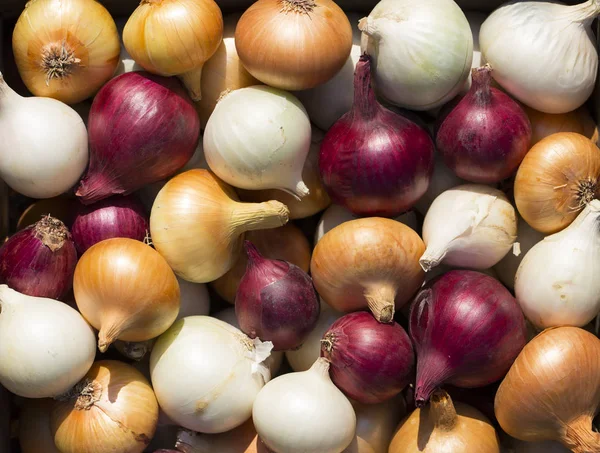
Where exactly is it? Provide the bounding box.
[71,195,149,254]
[235,241,320,351]
[409,270,527,407]
[319,54,434,217]
[77,72,200,204]
[321,311,414,404]
[435,65,532,183]
[0,216,77,300]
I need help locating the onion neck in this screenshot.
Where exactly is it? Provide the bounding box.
[565,199,600,235]
[0,72,20,106]
[231,201,290,235]
[98,319,125,353]
[352,54,380,120]
[569,0,600,24]
[471,65,492,106]
[34,215,69,252]
[41,41,81,84]
[429,390,458,432]
[419,247,448,273]
[280,0,316,14]
[363,284,396,323]
[310,357,331,379]
[180,66,204,101]
[562,416,600,453]
[55,379,102,410]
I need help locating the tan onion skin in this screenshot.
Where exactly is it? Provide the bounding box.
[495,327,600,453]
[150,170,290,283]
[310,217,425,323]
[12,0,120,104]
[19,399,61,453]
[235,0,353,91]
[211,223,311,303]
[50,360,159,453]
[514,132,600,234]
[389,391,500,453]
[523,106,598,146]
[73,238,180,352]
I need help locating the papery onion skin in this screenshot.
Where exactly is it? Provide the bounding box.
[436,65,532,184]
[77,72,200,204]
[319,54,434,217]
[71,195,149,254]
[514,132,600,234]
[321,311,414,404]
[410,270,527,407]
[524,105,598,146]
[50,360,159,453]
[495,327,600,452]
[0,216,77,300]
[236,241,320,351]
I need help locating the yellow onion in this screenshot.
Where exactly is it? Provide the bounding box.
[235,0,353,91]
[237,128,331,219]
[311,217,424,323]
[73,238,180,352]
[389,390,501,453]
[12,0,120,104]
[523,106,598,146]
[211,223,311,303]
[195,13,259,128]
[150,169,290,283]
[514,132,600,234]
[123,0,224,101]
[495,327,600,452]
[50,360,159,453]
[19,399,61,453]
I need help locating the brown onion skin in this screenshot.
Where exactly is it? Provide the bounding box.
[0,216,77,300]
[436,65,531,184]
[321,311,414,404]
[71,195,149,254]
[77,72,200,204]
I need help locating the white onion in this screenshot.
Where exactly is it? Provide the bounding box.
[480,0,600,114]
[203,86,312,198]
[253,358,356,453]
[359,0,473,110]
[176,277,210,320]
[315,204,419,244]
[516,200,600,329]
[414,156,464,216]
[420,184,517,272]
[294,12,362,131]
[0,286,96,398]
[0,73,88,198]
[150,316,272,433]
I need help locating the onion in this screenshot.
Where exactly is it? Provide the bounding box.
[420,184,517,272]
[19,399,61,453]
[236,241,320,351]
[150,316,273,433]
[413,157,465,216]
[253,358,356,453]
[17,197,77,231]
[319,54,434,217]
[211,223,311,303]
[359,0,473,110]
[410,270,527,406]
[495,327,600,452]
[173,420,269,453]
[203,86,311,198]
[315,204,419,244]
[0,216,77,300]
[435,65,532,183]
[311,217,425,323]
[0,286,95,398]
[321,311,414,404]
[77,72,200,204]
[51,360,159,453]
[71,195,149,254]
[73,238,180,352]
[514,132,600,234]
[389,390,501,453]
[150,170,289,283]
[524,105,598,146]
[234,0,353,91]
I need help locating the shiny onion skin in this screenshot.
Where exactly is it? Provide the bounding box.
[321,311,414,404]
[0,216,77,300]
[77,72,200,204]
[319,54,434,217]
[236,241,320,351]
[436,65,532,183]
[71,195,149,254]
[410,270,527,407]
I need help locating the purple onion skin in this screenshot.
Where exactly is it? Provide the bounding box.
[71,195,149,254]
[321,311,415,404]
[409,270,527,407]
[435,65,532,184]
[319,54,434,218]
[77,72,200,204]
[235,241,320,351]
[0,216,77,300]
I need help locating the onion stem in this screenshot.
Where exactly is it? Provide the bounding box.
[231,201,290,233]
[363,284,396,323]
[429,390,458,432]
[280,0,316,14]
[564,416,600,453]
